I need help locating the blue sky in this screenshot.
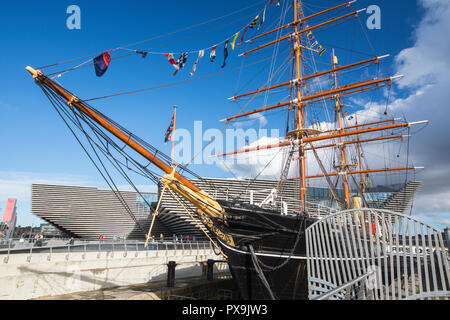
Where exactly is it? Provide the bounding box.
[1,0,449,229]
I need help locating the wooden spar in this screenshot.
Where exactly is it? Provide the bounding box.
[214,122,413,158]
[241,9,365,57]
[289,135,405,161]
[293,0,306,211]
[322,118,398,133]
[300,166,419,179]
[303,135,405,152]
[247,1,357,44]
[224,76,397,122]
[229,55,389,101]
[25,66,201,193]
[297,83,380,106]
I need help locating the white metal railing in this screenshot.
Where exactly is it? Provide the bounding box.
[245,188,338,218]
[306,208,450,300]
[0,238,213,263]
[313,270,376,300]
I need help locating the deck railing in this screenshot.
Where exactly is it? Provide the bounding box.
[306,208,450,300]
[0,238,213,264]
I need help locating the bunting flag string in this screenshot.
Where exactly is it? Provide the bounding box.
[190,50,204,76]
[221,40,229,68]
[305,25,326,56]
[87,0,275,78]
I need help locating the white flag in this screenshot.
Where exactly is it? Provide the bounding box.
[190,50,204,76]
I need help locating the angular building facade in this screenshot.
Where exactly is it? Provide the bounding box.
[31,184,171,240]
[31,179,421,241]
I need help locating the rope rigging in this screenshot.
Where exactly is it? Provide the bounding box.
[25,0,426,249]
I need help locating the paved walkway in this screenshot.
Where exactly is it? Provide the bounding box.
[36,274,234,300]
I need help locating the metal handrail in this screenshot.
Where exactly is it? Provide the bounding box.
[306,208,450,300]
[244,188,338,217]
[0,239,213,263]
[314,270,376,300]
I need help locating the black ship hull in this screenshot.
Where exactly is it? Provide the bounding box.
[214,200,318,300]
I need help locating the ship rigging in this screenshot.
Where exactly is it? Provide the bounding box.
[26,0,429,300]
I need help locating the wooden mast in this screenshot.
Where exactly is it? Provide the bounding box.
[293,0,306,212]
[171,105,177,167]
[332,48,351,208]
[355,113,366,197]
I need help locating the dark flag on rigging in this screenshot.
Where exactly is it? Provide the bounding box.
[93,52,111,77]
[164,114,175,144]
[221,40,229,68]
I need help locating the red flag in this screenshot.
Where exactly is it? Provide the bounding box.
[210,45,217,62]
[238,25,249,47]
[163,53,179,75]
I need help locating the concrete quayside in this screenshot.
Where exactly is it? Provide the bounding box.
[0,239,229,300]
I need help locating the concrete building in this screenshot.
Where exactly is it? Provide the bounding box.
[31,184,171,240]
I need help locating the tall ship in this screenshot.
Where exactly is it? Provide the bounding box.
[25,1,429,299]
